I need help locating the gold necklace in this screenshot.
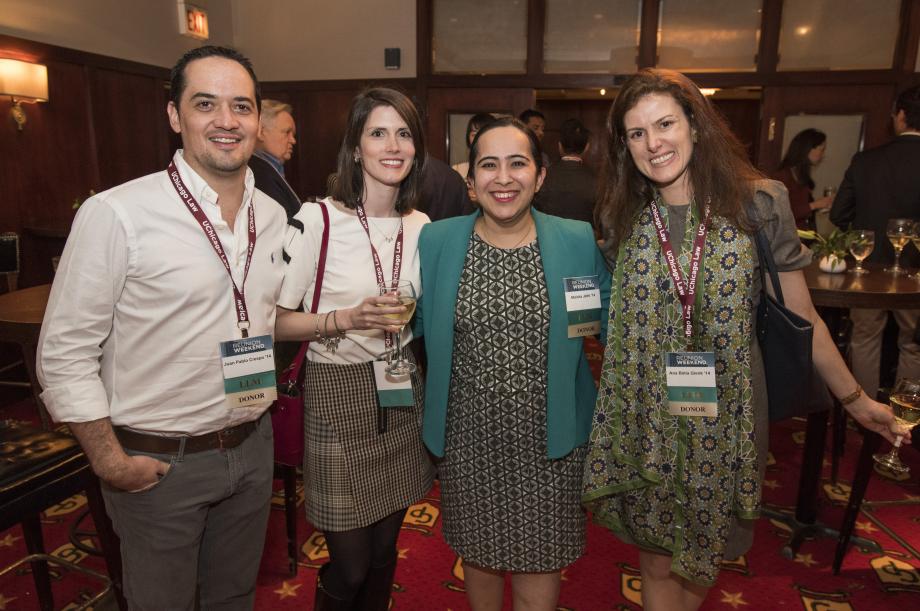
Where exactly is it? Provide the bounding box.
[477,217,534,249]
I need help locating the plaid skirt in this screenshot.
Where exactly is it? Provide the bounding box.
[302,352,435,531]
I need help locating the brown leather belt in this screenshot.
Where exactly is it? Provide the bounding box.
[114,419,258,454]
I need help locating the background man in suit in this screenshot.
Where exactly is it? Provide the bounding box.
[250,99,301,218]
[831,84,920,399]
[535,118,597,229]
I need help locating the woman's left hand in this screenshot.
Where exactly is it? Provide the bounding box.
[844,396,912,445]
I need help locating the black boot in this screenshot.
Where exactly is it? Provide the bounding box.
[314,564,355,610]
[352,556,397,611]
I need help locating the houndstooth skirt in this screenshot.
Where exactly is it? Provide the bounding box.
[302,350,435,531]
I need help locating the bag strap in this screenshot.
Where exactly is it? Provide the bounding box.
[754,228,785,305]
[289,201,331,372]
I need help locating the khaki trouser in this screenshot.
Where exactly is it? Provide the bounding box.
[849,309,920,399]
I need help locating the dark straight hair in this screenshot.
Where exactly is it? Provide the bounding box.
[331,87,427,214]
[778,128,826,190]
[170,46,261,111]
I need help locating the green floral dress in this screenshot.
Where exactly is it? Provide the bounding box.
[582,183,810,586]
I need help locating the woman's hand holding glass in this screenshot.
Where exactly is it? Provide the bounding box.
[871,378,919,474]
[339,294,408,334]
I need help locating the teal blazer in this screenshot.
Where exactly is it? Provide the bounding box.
[416,209,611,459]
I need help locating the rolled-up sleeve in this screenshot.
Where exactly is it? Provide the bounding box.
[37,196,128,423]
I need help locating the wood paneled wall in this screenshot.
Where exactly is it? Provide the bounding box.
[0,34,173,287]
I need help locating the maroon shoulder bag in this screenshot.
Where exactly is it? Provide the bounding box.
[272,201,330,466]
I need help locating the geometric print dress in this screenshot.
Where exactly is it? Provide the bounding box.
[439,233,588,572]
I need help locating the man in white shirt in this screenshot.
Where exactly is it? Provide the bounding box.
[37,46,286,610]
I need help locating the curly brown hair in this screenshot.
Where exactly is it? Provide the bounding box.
[596,69,761,255]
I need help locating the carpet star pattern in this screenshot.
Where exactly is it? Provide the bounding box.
[0,593,16,610]
[0,534,19,548]
[855,520,878,534]
[795,553,819,568]
[719,590,749,609]
[273,581,301,599]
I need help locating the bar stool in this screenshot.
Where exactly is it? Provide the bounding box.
[0,420,126,609]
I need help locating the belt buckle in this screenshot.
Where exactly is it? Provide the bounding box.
[217,427,232,450]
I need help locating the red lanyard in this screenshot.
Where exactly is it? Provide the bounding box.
[355,205,404,350]
[168,161,256,338]
[648,201,710,343]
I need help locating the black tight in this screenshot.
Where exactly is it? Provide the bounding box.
[321,508,406,598]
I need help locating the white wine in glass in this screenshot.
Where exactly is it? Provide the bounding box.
[873,378,920,475]
[848,230,874,274]
[885,218,913,274]
[377,279,417,376]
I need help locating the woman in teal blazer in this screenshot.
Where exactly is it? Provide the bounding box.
[416,117,611,610]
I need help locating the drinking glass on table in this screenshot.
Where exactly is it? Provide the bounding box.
[911,222,920,279]
[872,378,920,475]
[377,279,417,375]
[848,229,874,274]
[885,218,912,274]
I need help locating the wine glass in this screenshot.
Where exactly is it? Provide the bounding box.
[848,229,874,274]
[377,279,417,376]
[885,218,912,274]
[872,378,920,475]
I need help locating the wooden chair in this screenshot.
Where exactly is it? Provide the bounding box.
[0,420,126,609]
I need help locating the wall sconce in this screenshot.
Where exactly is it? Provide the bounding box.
[0,58,49,131]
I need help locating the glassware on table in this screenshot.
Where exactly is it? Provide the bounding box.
[377,279,417,376]
[911,222,920,279]
[872,377,920,475]
[885,218,913,274]
[848,229,875,274]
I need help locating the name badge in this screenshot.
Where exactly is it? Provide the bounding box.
[664,351,718,417]
[220,334,277,409]
[564,275,602,338]
[372,361,414,407]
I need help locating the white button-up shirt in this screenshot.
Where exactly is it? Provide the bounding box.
[37,150,286,435]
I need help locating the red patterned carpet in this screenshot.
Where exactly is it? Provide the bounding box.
[1,394,919,609]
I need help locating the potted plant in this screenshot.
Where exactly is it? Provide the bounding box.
[797,228,857,273]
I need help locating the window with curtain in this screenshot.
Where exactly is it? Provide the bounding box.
[432,0,528,74]
[778,0,900,70]
[657,0,761,72]
[543,0,641,74]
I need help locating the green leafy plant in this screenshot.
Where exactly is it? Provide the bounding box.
[797,228,858,259]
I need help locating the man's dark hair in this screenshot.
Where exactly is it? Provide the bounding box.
[170,46,261,111]
[560,118,590,155]
[518,109,545,124]
[895,84,920,131]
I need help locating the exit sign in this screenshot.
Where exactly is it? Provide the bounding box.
[178,2,209,40]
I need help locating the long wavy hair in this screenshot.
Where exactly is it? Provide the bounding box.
[778,128,825,190]
[596,69,761,255]
[331,87,426,214]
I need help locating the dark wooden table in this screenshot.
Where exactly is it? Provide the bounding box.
[766,262,920,565]
[0,284,52,427]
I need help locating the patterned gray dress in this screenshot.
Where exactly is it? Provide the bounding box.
[440,234,587,572]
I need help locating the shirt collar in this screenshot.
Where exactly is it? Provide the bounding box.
[172,149,255,211]
[254,149,285,176]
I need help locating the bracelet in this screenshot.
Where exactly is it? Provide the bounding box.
[839,385,862,406]
[320,312,342,353]
[332,309,345,335]
[313,313,323,340]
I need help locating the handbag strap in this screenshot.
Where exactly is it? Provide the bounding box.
[754,228,785,305]
[289,201,331,372]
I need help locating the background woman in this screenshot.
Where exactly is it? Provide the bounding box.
[276,87,435,610]
[582,69,903,611]
[772,128,833,229]
[418,117,610,610]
